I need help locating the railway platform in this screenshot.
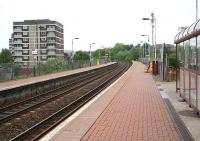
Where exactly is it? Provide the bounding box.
[0,62,115,91]
[41,62,187,141]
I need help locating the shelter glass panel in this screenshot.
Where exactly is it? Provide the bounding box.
[198,75,200,110]
[184,40,190,69]
[185,70,190,101]
[190,38,197,69]
[179,43,185,97]
[197,36,200,69]
[189,38,197,107]
[177,44,180,90]
[180,68,185,97]
[190,72,197,107]
[197,36,200,109]
[179,42,184,67]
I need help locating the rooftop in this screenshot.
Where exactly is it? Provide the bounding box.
[13,19,63,27]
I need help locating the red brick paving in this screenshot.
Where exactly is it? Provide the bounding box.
[81,62,180,141]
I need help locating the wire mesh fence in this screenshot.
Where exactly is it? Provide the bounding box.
[0,59,109,82]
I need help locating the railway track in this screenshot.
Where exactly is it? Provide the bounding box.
[0,62,131,141]
[0,64,118,124]
[0,63,117,108]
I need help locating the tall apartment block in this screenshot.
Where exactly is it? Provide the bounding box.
[9,19,64,67]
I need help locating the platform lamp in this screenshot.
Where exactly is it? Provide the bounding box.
[71,37,79,69]
[90,43,95,66]
[140,41,144,62]
[141,34,150,62]
[142,12,156,59]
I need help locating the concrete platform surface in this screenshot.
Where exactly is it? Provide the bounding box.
[157,81,200,141]
[0,63,115,91]
[42,62,181,141]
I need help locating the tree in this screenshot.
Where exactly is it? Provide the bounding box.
[168,53,176,67]
[40,57,67,73]
[130,47,141,60]
[74,51,90,60]
[0,48,13,64]
[163,44,176,67]
[108,43,141,61]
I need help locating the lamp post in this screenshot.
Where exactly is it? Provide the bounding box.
[141,34,150,62]
[142,12,156,59]
[140,41,144,61]
[197,0,198,21]
[71,37,79,69]
[90,43,95,66]
[38,26,42,75]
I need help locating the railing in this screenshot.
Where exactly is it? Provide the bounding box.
[47,51,55,55]
[13,41,22,44]
[14,35,22,38]
[47,33,56,37]
[0,59,109,82]
[47,40,56,43]
[14,28,22,32]
[47,45,56,49]
[47,27,55,31]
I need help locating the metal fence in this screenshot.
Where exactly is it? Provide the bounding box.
[139,57,176,82]
[0,59,109,82]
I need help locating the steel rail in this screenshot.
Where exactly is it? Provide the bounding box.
[10,62,131,141]
[0,64,118,124]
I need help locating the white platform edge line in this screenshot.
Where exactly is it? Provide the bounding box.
[40,64,132,141]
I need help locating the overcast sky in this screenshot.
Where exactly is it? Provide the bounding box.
[0,0,197,51]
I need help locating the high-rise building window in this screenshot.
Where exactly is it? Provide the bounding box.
[23,44,29,48]
[41,37,46,41]
[23,26,28,29]
[23,38,29,42]
[23,32,28,36]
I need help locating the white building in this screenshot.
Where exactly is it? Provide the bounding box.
[9,19,64,67]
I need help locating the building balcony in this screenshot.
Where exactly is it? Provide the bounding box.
[22,26,28,30]
[47,45,56,49]
[47,40,56,43]
[48,51,55,56]
[14,34,22,38]
[14,58,23,62]
[14,47,22,50]
[47,27,55,31]
[47,33,56,37]
[14,28,22,32]
[13,41,22,44]
[14,52,22,56]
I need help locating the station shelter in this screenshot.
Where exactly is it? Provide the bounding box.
[175,20,200,113]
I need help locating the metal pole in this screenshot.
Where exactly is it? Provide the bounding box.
[38,26,41,75]
[99,49,100,59]
[197,0,198,21]
[148,36,150,61]
[151,16,154,59]
[71,38,79,69]
[176,44,178,92]
[72,39,74,69]
[151,12,156,59]
[154,16,157,59]
[90,44,91,66]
